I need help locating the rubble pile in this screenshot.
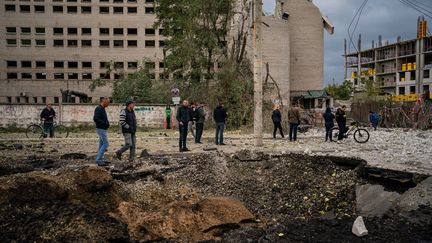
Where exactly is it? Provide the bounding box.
[175,151,361,221]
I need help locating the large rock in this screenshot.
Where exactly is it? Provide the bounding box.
[356,184,401,217]
[117,197,255,242]
[352,216,368,237]
[197,197,255,233]
[396,176,432,212]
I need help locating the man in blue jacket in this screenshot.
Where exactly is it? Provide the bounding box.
[115,100,137,162]
[93,97,110,166]
[369,111,379,130]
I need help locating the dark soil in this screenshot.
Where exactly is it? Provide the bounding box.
[0,201,129,242]
[176,152,361,221]
[0,150,430,242]
[220,206,432,242]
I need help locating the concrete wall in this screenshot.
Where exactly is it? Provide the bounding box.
[262,16,290,106]
[0,104,175,128]
[278,0,325,92]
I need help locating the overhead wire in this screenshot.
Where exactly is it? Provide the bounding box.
[405,0,432,16]
[409,0,432,10]
[399,0,432,19]
[399,0,432,36]
[347,0,368,53]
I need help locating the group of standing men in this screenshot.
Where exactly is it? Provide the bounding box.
[92,97,228,166]
[271,105,301,142]
[176,99,228,152]
[322,105,347,142]
[273,104,349,143]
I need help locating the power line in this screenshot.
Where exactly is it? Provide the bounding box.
[409,0,432,12]
[347,0,367,52]
[347,0,368,53]
[399,0,432,19]
[350,0,368,50]
[405,0,432,15]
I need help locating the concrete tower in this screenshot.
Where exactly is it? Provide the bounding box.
[276,0,333,92]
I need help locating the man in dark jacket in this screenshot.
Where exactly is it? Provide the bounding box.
[323,107,335,142]
[335,105,347,141]
[93,97,110,166]
[188,102,197,138]
[177,99,191,152]
[272,105,284,139]
[287,105,301,142]
[195,102,206,144]
[213,103,227,145]
[115,100,137,162]
[40,103,56,138]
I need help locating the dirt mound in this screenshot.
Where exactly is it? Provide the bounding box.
[0,163,258,242]
[117,197,255,242]
[0,167,129,242]
[0,156,57,176]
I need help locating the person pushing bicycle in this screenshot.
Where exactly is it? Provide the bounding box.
[40,102,56,138]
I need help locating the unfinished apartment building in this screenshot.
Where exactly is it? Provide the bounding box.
[346,17,432,101]
[261,0,334,108]
[0,0,163,104]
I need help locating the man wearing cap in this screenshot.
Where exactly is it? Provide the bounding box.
[116,100,137,162]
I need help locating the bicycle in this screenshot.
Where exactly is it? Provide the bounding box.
[26,121,69,139]
[330,121,370,143]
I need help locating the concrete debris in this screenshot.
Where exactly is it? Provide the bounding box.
[396,177,432,212]
[356,184,401,217]
[352,216,368,237]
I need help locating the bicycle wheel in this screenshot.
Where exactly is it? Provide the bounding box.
[26,124,44,139]
[354,128,370,143]
[330,127,340,141]
[54,125,69,138]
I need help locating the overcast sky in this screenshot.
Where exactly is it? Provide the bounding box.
[263,0,426,85]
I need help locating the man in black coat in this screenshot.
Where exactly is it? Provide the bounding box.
[213,103,227,145]
[194,102,206,144]
[323,107,335,142]
[115,100,137,162]
[40,103,56,138]
[271,105,284,139]
[177,99,191,152]
[335,105,347,141]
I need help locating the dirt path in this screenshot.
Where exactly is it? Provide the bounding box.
[1,128,431,175]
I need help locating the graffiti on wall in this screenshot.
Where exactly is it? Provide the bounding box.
[0,104,174,128]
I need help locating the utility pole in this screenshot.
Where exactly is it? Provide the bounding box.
[253,0,263,147]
